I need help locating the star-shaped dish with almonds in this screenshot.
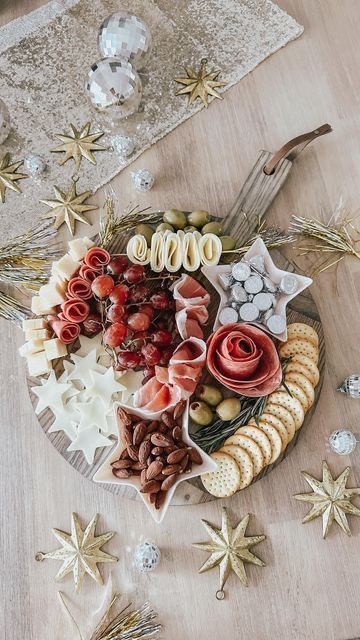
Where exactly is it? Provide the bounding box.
[294,460,360,538]
[175,57,227,107]
[193,507,266,597]
[40,179,97,235]
[0,152,27,203]
[36,512,117,593]
[51,122,107,169]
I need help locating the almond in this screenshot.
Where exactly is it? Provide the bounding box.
[127,444,139,461]
[117,407,132,427]
[172,425,182,441]
[161,473,178,491]
[111,459,133,469]
[158,423,169,434]
[120,448,130,460]
[146,460,164,480]
[147,420,159,433]
[162,464,181,476]
[161,411,176,428]
[131,461,147,471]
[167,448,188,464]
[141,469,147,485]
[112,468,130,479]
[151,433,173,448]
[138,440,151,464]
[140,480,162,494]
[173,400,186,420]
[155,490,167,510]
[151,446,163,456]
[179,454,189,472]
[188,447,203,465]
[122,427,133,445]
[133,421,147,445]
[149,492,157,504]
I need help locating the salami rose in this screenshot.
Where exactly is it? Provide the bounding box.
[48,316,80,344]
[78,264,100,283]
[84,246,110,269]
[206,323,282,397]
[67,276,92,300]
[61,298,90,323]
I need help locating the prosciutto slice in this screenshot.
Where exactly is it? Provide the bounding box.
[79,264,100,282]
[61,298,90,323]
[133,377,182,413]
[48,316,80,344]
[84,246,110,269]
[67,277,92,300]
[171,274,210,339]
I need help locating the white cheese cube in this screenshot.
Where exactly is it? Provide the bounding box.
[44,338,67,360]
[83,236,94,249]
[22,318,48,331]
[38,282,66,307]
[31,296,55,316]
[52,254,81,280]
[24,328,52,340]
[68,238,92,261]
[27,351,52,376]
[49,275,68,292]
[18,339,44,357]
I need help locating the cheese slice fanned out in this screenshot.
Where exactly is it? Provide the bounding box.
[150,232,165,272]
[182,232,201,271]
[126,234,150,265]
[198,233,222,266]
[164,232,182,272]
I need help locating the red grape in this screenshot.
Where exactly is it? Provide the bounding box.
[123,265,145,284]
[140,304,155,320]
[129,284,150,303]
[127,312,151,331]
[133,330,149,344]
[141,343,161,366]
[91,274,115,299]
[117,350,141,369]
[151,329,172,347]
[82,313,102,335]
[159,347,174,365]
[103,322,127,348]
[107,303,127,323]
[107,255,129,276]
[143,366,155,378]
[150,290,171,310]
[109,283,129,304]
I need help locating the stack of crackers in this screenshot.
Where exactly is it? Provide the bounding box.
[201,323,320,498]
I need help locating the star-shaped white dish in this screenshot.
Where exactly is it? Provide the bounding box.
[67,426,113,464]
[31,371,72,415]
[93,401,217,523]
[202,237,312,342]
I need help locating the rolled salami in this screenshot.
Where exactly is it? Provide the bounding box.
[67,276,92,300]
[48,316,80,344]
[84,246,110,269]
[79,264,100,283]
[61,298,90,323]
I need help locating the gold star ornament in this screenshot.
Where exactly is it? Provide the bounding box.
[51,122,107,169]
[294,460,360,538]
[40,178,97,235]
[175,57,227,107]
[35,512,117,593]
[0,152,27,203]
[193,507,265,598]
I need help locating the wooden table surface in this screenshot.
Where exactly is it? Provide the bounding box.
[2,1,360,639]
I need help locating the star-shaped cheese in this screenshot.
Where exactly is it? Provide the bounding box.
[75,398,109,433]
[68,349,106,388]
[75,333,105,358]
[31,371,71,415]
[84,368,126,410]
[117,370,144,404]
[103,411,118,437]
[67,426,113,464]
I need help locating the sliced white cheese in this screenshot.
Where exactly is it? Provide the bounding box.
[18,339,44,357]
[22,318,48,331]
[27,351,53,376]
[38,282,66,307]
[31,296,56,316]
[24,328,52,341]
[44,338,68,360]
[52,254,81,280]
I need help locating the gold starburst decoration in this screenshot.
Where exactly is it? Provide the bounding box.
[175,57,227,107]
[0,152,27,203]
[40,178,97,235]
[36,512,117,593]
[193,507,265,598]
[51,122,107,169]
[294,460,360,538]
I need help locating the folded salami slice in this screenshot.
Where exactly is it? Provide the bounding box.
[78,264,100,282]
[67,277,92,300]
[48,316,80,344]
[84,246,110,269]
[61,298,90,323]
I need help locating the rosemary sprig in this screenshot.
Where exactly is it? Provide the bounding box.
[99,198,162,250]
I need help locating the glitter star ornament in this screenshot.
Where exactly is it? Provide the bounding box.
[175,57,227,107]
[294,460,360,538]
[0,152,27,203]
[51,122,107,169]
[193,507,266,598]
[40,179,97,235]
[36,512,117,592]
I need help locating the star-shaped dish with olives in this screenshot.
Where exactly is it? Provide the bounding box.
[294,460,360,538]
[193,507,266,597]
[175,58,227,107]
[0,152,27,203]
[40,179,97,235]
[51,122,107,169]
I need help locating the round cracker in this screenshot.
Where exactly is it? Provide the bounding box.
[290,354,320,387]
[249,419,282,463]
[285,361,318,387]
[287,322,319,347]
[201,451,241,497]
[226,434,264,476]
[264,403,296,442]
[235,425,272,466]
[221,445,254,489]
[279,339,319,364]
[285,371,314,407]
[266,390,304,430]
[254,412,289,452]
[281,380,309,412]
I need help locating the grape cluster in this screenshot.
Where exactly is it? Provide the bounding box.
[85,255,179,376]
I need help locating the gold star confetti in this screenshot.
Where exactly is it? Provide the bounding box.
[193,507,265,598]
[51,122,107,169]
[35,512,117,593]
[40,178,97,235]
[294,460,360,538]
[175,57,227,107]
[0,152,27,203]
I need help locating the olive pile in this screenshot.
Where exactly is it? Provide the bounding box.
[190,384,241,426]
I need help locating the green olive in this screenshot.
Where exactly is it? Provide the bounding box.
[216,397,241,421]
[187,210,210,228]
[189,400,213,426]
[220,235,236,251]
[135,223,154,246]
[163,209,187,229]
[196,384,223,407]
[201,221,223,236]
[156,222,174,233]
[184,225,198,233]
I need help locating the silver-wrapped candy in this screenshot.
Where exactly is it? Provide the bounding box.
[98,12,152,70]
[263,276,277,293]
[280,274,298,295]
[231,262,251,281]
[230,283,248,303]
[253,292,272,311]
[0,98,10,144]
[85,58,142,118]
[112,134,135,157]
[239,302,259,322]
[218,273,231,290]
[244,275,263,294]
[219,306,238,325]
[131,168,155,191]
[337,375,360,398]
[249,255,265,273]
[266,313,286,335]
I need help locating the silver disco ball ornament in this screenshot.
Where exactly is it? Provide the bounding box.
[85,58,142,118]
[0,98,11,144]
[112,134,135,157]
[337,374,360,398]
[133,541,161,573]
[24,153,46,177]
[131,168,154,192]
[98,12,152,70]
